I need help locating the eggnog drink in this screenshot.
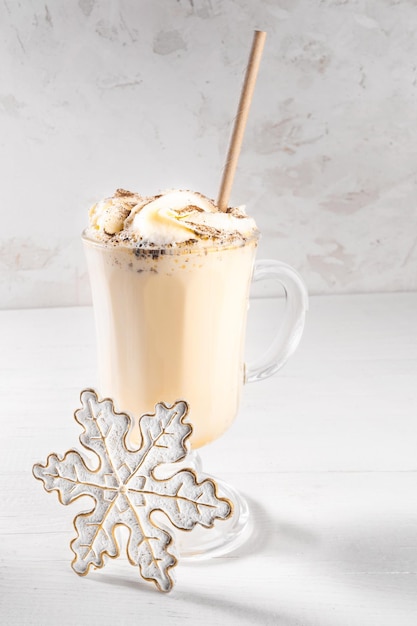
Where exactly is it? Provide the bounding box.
[83,189,259,448]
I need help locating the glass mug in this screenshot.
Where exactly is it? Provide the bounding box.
[82,231,308,450]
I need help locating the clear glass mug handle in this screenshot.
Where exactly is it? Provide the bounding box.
[245,260,309,383]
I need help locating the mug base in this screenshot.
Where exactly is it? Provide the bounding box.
[154,451,252,561]
[177,476,252,561]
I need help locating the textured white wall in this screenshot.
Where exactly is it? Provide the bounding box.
[1,0,417,308]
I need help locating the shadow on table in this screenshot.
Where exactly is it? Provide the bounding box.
[94,573,308,626]
[321,509,417,597]
[172,588,299,626]
[223,493,318,560]
[90,500,324,626]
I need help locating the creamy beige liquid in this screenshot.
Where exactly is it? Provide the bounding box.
[83,237,258,448]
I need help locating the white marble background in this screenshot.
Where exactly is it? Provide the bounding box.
[1,0,416,308]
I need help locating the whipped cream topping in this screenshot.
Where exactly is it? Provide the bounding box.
[87,189,258,247]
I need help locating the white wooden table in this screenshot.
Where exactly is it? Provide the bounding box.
[1,293,417,626]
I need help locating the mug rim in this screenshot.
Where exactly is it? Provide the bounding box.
[81,228,260,256]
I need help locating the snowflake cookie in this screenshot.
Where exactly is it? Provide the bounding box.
[33,389,232,592]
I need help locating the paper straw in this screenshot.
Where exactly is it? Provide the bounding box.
[217,30,267,211]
